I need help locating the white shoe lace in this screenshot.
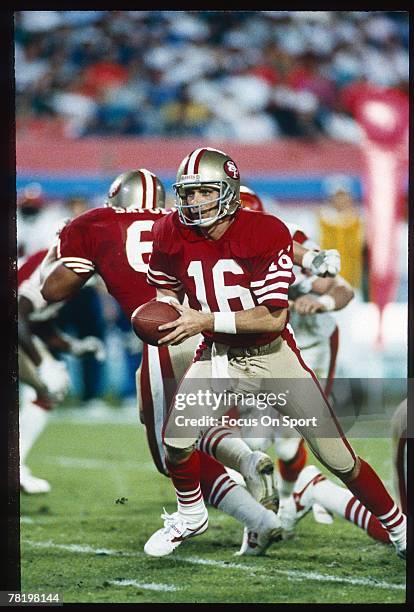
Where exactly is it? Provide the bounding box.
[160,509,186,537]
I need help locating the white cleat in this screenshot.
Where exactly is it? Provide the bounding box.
[277,495,297,540]
[235,509,282,556]
[278,464,324,539]
[312,502,334,525]
[20,465,51,494]
[240,451,276,504]
[144,509,208,557]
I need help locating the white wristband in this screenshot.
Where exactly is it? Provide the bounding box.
[214,312,237,334]
[318,294,336,312]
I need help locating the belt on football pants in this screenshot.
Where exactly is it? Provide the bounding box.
[210,336,283,381]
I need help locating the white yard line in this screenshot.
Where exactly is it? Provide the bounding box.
[41,456,154,471]
[175,555,405,590]
[22,540,405,592]
[108,579,180,592]
[50,406,138,425]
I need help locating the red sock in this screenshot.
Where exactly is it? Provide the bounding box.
[199,452,237,507]
[341,457,404,533]
[367,516,391,544]
[278,440,308,483]
[344,496,390,544]
[165,450,201,493]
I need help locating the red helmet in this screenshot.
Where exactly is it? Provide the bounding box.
[240,185,264,212]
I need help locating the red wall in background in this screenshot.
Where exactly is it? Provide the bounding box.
[16,135,362,175]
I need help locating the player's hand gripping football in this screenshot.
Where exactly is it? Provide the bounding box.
[157,302,213,346]
[302,249,341,277]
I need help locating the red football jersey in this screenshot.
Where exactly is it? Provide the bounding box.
[57,207,170,318]
[148,208,295,347]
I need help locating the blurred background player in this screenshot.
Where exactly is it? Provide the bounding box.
[318,175,365,299]
[17,183,67,264]
[18,239,105,493]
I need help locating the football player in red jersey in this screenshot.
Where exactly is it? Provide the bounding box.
[143,146,406,559]
[41,169,294,555]
[18,243,105,493]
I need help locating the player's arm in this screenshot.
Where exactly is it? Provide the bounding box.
[311,274,354,310]
[31,318,106,361]
[39,243,60,285]
[158,300,287,346]
[41,263,91,303]
[293,275,354,314]
[18,295,42,365]
[41,214,95,303]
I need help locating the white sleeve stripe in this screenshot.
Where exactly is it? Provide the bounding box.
[147,279,184,290]
[63,262,95,272]
[63,260,94,268]
[147,267,179,281]
[250,270,292,288]
[253,281,290,296]
[147,271,181,285]
[257,293,288,304]
[147,272,183,287]
[60,256,95,266]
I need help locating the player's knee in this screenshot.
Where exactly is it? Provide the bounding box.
[311,442,356,477]
[164,443,194,465]
[336,456,360,482]
[323,455,357,480]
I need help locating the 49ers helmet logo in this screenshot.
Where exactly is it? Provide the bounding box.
[223,160,240,179]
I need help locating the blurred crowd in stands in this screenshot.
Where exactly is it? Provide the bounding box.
[15,10,408,142]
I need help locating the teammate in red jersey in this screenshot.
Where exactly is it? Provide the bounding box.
[18,243,105,493]
[143,146,406,559]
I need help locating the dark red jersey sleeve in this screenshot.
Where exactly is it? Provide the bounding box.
[57,215,96,275]
[249,217,295,309]
[147,214,183,292]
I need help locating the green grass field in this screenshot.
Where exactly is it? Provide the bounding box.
[20,404,406,604]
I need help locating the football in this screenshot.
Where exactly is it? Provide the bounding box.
[131,300,180,346]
